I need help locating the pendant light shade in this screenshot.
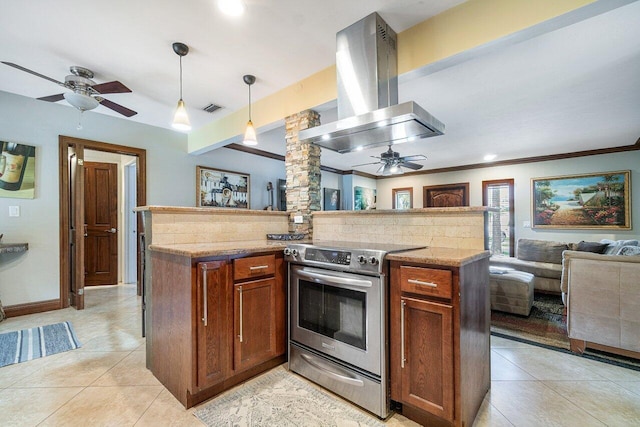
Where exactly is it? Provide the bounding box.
[242,74,257,146]
[172,42,191,131]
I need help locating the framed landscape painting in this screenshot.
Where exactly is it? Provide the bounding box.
[532,170,630,229]
[197,166,250,208]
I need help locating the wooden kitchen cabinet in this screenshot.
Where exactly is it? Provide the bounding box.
[196,260,231,389]
[232,254,285,373]
[148,250,286,408]
[390,258,490,427]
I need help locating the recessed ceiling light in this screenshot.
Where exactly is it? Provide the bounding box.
[484,154,497,161]
[218,0,245,16]
[321,134,330,141]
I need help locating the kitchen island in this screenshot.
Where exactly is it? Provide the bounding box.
[148,240,288,408]
[136,206,293,407]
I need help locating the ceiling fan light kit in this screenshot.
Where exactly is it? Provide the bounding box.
[172,42,191,131]
[242,74,258,146]
[0,61,137,119]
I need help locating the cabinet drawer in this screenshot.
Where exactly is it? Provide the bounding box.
[400,266,452,299]
[234,254,276,281]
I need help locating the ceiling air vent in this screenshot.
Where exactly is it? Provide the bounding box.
[203,103,222,113]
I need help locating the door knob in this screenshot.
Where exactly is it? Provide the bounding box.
[105,228,117,233]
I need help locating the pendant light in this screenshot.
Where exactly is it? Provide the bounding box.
[242,74,257,146]
[172,42,191,131]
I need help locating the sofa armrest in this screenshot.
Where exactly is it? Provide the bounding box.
[561,250,640,294]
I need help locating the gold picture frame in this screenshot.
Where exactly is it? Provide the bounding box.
[196,166,250,208]
[532,170,631,229]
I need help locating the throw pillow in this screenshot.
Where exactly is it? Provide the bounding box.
[517,239,568,264]
[616,245,640,256]
[576,241,608,254]
[600,239,639,255]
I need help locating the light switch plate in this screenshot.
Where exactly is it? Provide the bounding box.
[294,215,304,224]
[523,220,531,228]
[9,206,20,217]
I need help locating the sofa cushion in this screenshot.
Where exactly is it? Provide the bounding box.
[490,256,563,279]
[517,239,568,264]
[576,241,608,254]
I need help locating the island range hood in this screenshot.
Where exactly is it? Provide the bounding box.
[299,12,445,153]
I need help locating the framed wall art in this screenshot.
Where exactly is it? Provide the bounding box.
[354,186,376,210]
[532,170,630,229]
[0,141,36,199]
[423,183,469,207]
[197,166,250,208]
[392,187,413,209]
[323,187,340,211]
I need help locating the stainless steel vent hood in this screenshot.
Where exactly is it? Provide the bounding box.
[299,12,445,153]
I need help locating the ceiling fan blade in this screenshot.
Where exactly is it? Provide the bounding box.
[401,161,424,170]
[400,154,427,162]
[1,61,66,87]
[96,97,137,117]
[352,161,382,167]
[91,81,132,94]
[37,93,65,102]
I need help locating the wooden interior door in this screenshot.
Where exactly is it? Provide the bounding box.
[67,146,85,309]
[84,162,118,285]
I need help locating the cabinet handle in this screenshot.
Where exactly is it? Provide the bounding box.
[408,278,438,288]
[401,300,406,369]
[238,286,243,343]
[202,265,208,326]
[249,265,269,271]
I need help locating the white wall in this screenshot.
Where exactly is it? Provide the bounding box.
[376,151,640,243]
[0,91,285,306]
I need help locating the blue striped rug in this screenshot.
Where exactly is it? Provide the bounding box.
[0,321,81,368]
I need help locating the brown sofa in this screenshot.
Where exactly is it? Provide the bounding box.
[561,249,640,356]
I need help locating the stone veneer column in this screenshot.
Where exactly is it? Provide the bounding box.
[285,110,321,237]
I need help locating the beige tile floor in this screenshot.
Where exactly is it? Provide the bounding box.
[1,284,639,426]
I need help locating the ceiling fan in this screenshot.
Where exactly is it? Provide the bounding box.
[352,145,427,175]
[1,62,137,117]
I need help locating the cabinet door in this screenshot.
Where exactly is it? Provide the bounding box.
[401,297,454,422]
[196,260,231,389]
[234,277,277,372]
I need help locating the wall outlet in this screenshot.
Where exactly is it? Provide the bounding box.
[523,220,531,228]
[294,215,304,224]
[9,206,20,217]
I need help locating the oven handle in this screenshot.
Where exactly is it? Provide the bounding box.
[296,268,373,288]
[300,353,365,387]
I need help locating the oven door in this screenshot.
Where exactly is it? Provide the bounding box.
[289,264,383,376]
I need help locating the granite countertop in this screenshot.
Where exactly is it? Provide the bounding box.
[386,247,490,267]
[149,240,295,257]
[0,243,29,254]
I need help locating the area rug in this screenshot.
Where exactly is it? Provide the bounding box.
[0,321,81,368]
[491,293,569,349]
[491,294,640,371]
[194,366,385,427]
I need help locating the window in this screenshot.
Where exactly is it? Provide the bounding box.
[392,187,413,209]
[483,179,514,257]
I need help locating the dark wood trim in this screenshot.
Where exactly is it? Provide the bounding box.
[225,138,639,180]
[392,187,413,209]
[4,299,61,318]
[482,179,515,257]
[379,141,640,179]
[227,143,285,162]
[59,136,147,309]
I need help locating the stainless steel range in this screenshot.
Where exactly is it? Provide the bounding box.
[284,241,424,418]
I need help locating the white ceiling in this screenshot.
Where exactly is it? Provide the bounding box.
[2,0,639,174]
